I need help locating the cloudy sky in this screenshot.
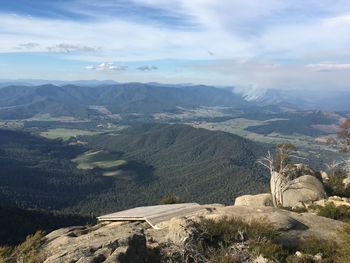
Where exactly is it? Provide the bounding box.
[1,0,350,91]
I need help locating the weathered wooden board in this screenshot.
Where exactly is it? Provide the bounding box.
[97,203,204,229]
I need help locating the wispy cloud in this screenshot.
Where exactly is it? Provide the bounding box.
[306,63,350,72]
[85,62,128,71]
[47,44,101,53]
[16,43,41,50]
[137,65,158,71]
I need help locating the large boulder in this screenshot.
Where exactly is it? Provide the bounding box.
[282,175,327,208]
[234,193,273,207]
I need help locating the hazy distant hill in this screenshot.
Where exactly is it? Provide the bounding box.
[246,88,350,112]
[0,79,118,87]
[0,124,268,214]
[0,84,248,119]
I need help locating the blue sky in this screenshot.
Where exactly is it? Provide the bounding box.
[1,0,350,91]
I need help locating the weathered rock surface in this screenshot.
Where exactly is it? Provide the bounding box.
[282,175,327,207]
[234,193,273,207]
[41,222,149,263]
[37,204,344,262]
[166,217,197,245]
[194,205,343,240]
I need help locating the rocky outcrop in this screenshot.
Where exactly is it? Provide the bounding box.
[270,164,327,208]
[234,193,273,207]
[34,203,344,262]
[196,205,343,242]
[41,222,149,263]
[282,175,327,207]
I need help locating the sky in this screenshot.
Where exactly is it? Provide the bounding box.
[1,0,350,91]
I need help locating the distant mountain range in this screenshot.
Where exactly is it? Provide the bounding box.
[0,81,348,121]
[0,83,248,119]
[0,79,119,87]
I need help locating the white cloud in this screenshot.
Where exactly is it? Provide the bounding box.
[2,1,350,89]
[0,13,252,61]
[85,62,128,71]
[1,2,350,63]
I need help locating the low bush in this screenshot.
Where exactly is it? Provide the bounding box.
[251,240,289,262]
[316,202,350,221]
[208,247,242,263]
[159,194,185,205]
[198,217,288,262]
[199,217,279,245]
[298,236,337,261]
[325,169,350,197]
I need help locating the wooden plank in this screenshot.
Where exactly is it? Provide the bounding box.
[97,203,204,229]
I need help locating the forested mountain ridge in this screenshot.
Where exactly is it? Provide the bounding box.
[75,123,269,213]
[0,84,248,119]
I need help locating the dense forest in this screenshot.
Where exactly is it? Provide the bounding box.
[0,129,113,211]
[0,125,269,216]
[74,123,269,214]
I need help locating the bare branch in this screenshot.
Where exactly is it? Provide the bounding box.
[256,151,274,174]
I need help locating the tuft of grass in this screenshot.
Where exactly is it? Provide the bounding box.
[285,235,338,263]
[316,202,350,221]
[0,231,46,263]
[297,236,337,260]
[208,247,242,263]
[0,246,12,263]
[335,224,350,263]
[251,240,289,262]
[199,217,280,245]
[199,217,287,262]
